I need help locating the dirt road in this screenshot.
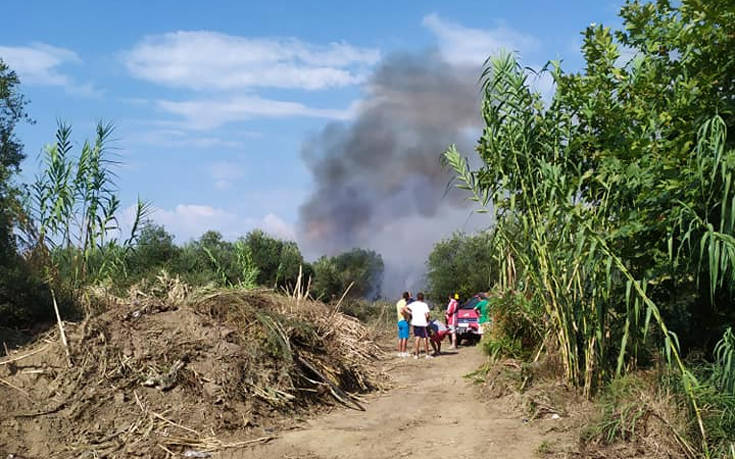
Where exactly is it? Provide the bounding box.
[230,345,562,459]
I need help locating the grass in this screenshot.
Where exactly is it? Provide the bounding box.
[536,440,552,456]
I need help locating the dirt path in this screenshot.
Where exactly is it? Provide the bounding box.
[228,345,565,459]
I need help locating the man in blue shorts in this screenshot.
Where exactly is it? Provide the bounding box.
[395,291,411,357]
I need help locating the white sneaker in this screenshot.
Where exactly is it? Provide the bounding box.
[425,355,434,359]
[413,355,418,359]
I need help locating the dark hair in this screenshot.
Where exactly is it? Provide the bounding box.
[417,292,424,301]
[402,291,410,300]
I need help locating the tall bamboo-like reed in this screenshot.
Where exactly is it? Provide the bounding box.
[443,52,735,454]
[31,122,150,286]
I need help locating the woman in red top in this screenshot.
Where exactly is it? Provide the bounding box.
[445,293,459,349]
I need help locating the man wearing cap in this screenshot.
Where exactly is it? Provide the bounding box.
[445,293,459,349]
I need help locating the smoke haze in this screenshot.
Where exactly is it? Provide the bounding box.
[298,50,491,298]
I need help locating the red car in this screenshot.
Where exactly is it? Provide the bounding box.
[454,295,484,345]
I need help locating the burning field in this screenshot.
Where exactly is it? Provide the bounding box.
[0,275,385,458]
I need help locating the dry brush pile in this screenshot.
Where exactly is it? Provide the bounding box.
[0,274,385,458]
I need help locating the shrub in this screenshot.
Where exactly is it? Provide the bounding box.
[482,290,545,361]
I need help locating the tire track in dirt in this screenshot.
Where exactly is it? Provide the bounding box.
[227,345,559,459]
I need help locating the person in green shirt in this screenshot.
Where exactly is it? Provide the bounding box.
[473,294,491,334]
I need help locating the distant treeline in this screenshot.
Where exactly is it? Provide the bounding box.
[122,224,385,302]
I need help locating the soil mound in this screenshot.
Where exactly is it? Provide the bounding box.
[0,275,384,458]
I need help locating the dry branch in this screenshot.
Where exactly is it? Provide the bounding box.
[0,344,49,366]
[50,288,72,368]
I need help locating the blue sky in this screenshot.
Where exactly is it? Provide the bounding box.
[1,0,624,247]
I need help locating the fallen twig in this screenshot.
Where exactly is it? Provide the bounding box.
[297,355,364,411]
[164,435,275,452]
[51,288,72,368]
[0,344,49,366]
[650,411,697,459]
[0,377,35,402]
[157,443,177,456]
[150,410,201,436]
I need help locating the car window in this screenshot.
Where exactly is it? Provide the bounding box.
[459,297,480,310]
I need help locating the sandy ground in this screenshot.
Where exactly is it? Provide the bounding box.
[228,344,567,459]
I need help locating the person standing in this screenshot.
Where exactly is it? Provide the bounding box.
[445,293,459,349]
[473,293,490,335]
[403,292,431,359]
[395,292,411,357]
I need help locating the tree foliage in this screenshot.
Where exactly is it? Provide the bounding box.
[312,248,384,301]
[243,229,306,289]
[0,59,30,264]
[126,222,178,275]
[425,231,497,302]
[111,225,311,292]
[0,59,57,329]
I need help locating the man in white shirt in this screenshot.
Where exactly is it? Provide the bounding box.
[403,292,432,359]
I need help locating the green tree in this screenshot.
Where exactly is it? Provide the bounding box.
[242,229,306,288]
[127,221,179,275]
[311,256,342,301]
[426,231,497,302]
[180,231,236,286]
[312,248,383,301]
[0,59,56,329]
[0,59,31,264]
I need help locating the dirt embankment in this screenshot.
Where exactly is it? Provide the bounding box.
[0,280,384,458]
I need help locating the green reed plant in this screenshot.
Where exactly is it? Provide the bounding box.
[31,122,149,287]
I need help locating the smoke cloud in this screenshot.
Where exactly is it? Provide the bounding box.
[298,50,491,298]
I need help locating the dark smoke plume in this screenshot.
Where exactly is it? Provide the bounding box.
[298,51,490,297]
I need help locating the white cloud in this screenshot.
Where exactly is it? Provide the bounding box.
[422,15,554,101]
[422,13,540,66]
[124,31,380,90]
[262,213,296,240]
[154,96,356,129]
[209,160,245,190]
[153,204,238,240]
[127,127,249,149]
[120,202,296,242]
[0,42,99,96]
[526,65,557,104]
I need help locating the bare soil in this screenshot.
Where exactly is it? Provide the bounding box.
[231,344,577,459]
